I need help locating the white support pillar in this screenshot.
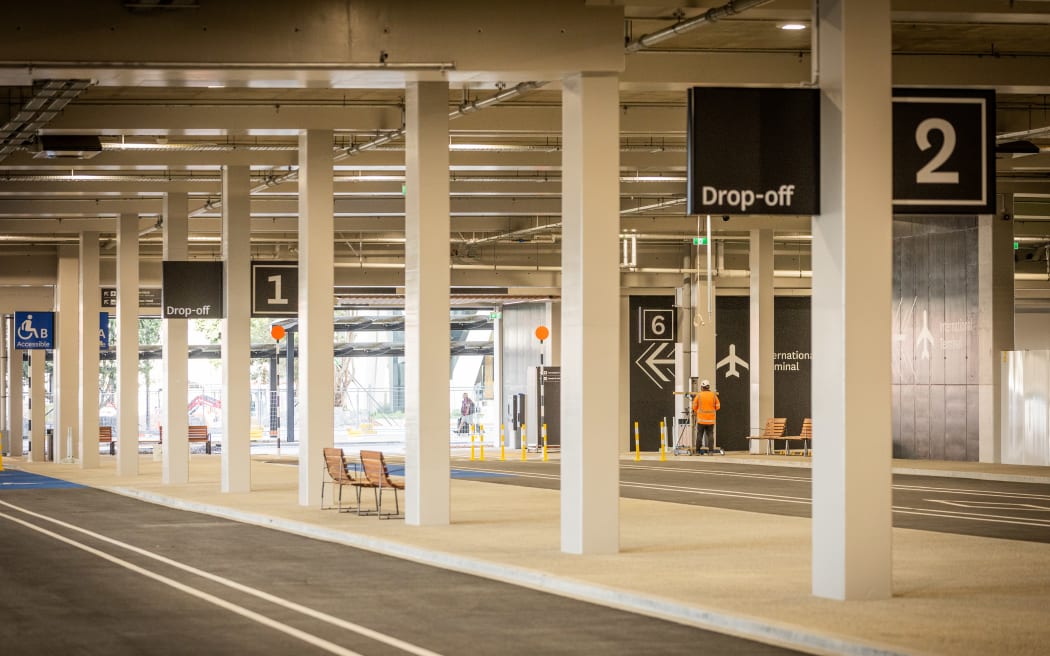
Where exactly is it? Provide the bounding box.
[297,129,335,506]
[222,167,252,493]
[29,350,45,461]
[812,0,893,600]
[0,316,5,445]
[79,231,101,468]
[560,73,620,555]
[7,327,23,457]
[694,279,717,385]
[978,197,1014,463]
[404,80,451,526]
[116,213,140,476]
[55,245,79,461]
[162,192,190,484]
[749,229,774,449]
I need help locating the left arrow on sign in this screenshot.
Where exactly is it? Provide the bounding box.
[634,342,675,388]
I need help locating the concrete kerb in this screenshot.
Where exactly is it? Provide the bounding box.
[107,484,910,656]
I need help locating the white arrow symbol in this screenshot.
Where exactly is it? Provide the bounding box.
[635,342,675,388]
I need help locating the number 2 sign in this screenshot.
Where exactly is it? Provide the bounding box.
[892,89,995,214]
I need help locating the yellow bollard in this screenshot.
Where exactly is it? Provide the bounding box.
[659,420,667,462]
[542,423,548,462]
[500,423,506,461]
[521,423,527,461]
[0,446,4,471]
[469,424,476,461]
[479,425,486,461]
[634,421,641,462]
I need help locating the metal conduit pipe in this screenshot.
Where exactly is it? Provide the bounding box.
[624,0,775,53]
[178,0,772,224]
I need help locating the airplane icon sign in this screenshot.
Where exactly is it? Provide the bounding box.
[916,310,935,360]
[717,344,749,378]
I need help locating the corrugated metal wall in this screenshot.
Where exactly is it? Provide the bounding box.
[501,304,550,416]
[892,216,980,461]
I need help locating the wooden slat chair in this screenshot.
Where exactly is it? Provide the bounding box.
[321,447,362,512]
[779,418,813,456]
[746,417,787,455]
[358,449,405,519]
[99,425,115,455]
[188,425,212,454]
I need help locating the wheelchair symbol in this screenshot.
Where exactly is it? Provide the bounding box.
[17,314,46,340]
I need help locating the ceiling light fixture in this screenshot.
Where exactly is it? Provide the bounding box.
[778,23,807,30]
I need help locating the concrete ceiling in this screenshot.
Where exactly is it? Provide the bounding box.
[0,0,1047,294]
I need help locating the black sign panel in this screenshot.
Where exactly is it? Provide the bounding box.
[892,89,995,214]
[715,296,750,450]
[688,87,820,216]
[252,262,299,317]
[162,261,224,319]
[101,287,162,308]
[629,296,676,451]
[773,297,812,437]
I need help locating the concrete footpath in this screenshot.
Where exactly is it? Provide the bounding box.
[6,453,1050,656]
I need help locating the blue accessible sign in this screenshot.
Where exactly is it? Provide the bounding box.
[99,312,110,350]
[14,311,55,349]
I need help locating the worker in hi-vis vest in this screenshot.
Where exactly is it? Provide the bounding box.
[691,379,720,451]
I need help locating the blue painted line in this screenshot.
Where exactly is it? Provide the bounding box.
[380,464,508,479]
[451,468,509,479]
[0,469,85,490]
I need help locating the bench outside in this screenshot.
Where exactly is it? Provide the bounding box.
[746,417,787,455]
[157,425,213,454]
[98,425,115,455]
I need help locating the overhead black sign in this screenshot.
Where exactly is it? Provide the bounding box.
[251,262,298,317]
[688,87,820,216]
[101,287,162,308]
[162,261,224,319]
[892,88,995,214]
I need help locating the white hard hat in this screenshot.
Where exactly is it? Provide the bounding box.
[700,379,711,389]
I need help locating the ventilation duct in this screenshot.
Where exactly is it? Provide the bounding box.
[33,135,102,159]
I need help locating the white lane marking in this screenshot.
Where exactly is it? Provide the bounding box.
[928,499,1050,511]
[894,484,1050,502]
[0,500,444,656]
[0,510,364,656]
[622,464,809,483]
[462,467,1050,530]
[894,506,1050,528]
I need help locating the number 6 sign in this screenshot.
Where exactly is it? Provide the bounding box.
[892,88,995,214]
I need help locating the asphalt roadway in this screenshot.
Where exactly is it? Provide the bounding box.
[0,480,804,656]
[447,459,1050,544]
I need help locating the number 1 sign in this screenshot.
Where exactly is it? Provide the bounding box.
[892,89,995,214]
[251,262,299,317]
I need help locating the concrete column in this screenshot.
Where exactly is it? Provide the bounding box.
[404,80,451,526]
[978,199,1015,463]
[162,192,190,484]
[560,73,620,555]
[7,327,22,457]
[55,245,79,461]
[116,213,140,476]
[694,279,717,385]
[29,350,45,461]
[79,231,101,468]
[749,229,775,450]
[222,167,252,493]
[812,0,893,600]
[297,129,334,506]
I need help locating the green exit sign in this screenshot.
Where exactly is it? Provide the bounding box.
[489,311,502,320]
[1014,240,1020,250]
[693,237,708,246]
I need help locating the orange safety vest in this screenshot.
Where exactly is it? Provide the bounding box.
[692,390,720,425]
